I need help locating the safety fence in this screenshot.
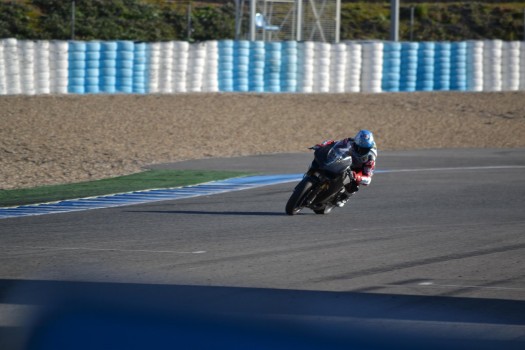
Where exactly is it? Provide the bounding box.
[1,38,525,94]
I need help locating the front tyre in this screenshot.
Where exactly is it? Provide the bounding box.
[285,178,314,215]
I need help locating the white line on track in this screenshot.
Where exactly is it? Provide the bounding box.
[377,165,525,173]
[416,281,525,291]
[1,245,206,254]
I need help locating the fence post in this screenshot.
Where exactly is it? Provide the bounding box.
[296,0,303,41]
[410,6,415,41]
[390,0,399,41]
[249,0,256,41]
[71,0,75,40]
[187,2,192,41]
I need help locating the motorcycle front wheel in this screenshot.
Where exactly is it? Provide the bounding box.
[285,178,314,215]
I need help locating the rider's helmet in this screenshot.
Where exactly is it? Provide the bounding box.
[352,130,375,156]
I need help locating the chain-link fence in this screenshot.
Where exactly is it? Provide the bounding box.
[236,0,340,42]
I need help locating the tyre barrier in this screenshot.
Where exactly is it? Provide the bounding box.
[1,38,524,94]
[133,42,147,94]
[451,42,468,91]
[218,40,234,92]
[400,42,418,92]
[382,42,401,92]
[362,42,383,93]
[249,41,265,92]
[297,41,314,93]
[330,43,347,93]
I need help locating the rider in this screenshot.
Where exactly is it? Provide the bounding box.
[314,129,377,207]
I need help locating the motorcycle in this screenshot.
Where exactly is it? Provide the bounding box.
[285,140,355,215]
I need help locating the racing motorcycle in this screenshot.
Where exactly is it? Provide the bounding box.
[285,140,355,215]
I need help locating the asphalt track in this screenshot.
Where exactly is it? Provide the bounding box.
[1,148,524,349]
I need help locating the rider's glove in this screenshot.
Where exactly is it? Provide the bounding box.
[360,176,372,186]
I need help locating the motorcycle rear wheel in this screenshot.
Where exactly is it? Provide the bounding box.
[285,178,314,215]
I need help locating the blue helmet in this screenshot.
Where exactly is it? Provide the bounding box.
[353,130,375,156]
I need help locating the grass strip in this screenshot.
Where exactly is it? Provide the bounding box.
[0,170,251,207]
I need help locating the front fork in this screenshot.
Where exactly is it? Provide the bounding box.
[301,170,330,207]
[305,167,353,204]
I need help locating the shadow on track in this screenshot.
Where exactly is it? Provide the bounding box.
[1,279,524,350]
[126,210,287,216]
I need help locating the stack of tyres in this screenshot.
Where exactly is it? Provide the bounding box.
[345,42,362,92]
[100,41,117,93]
[451,41,467,91]
[218,40,234,92]
[50,41,68,94]
[158,41,174,93]
[187,42,206,92]
[520,42,525,90]
[147,42,161,93]
[382,42,401,92]
[117,41,134,93]
[85,41,100,93]
[173,41,189,93]
[19,40,35,95]
[297,41,315,93]
[281,41,298,92]
[265,42,282,92]
[330,43,347,93]
[361,42,383,93]
[416,42,435,91]
[483,40,503,92]
[502,41,520,91]
[249,41,265,92]
[133,42,147,93]
[0,40,6,94]
[4,39,21,94]
[68,41,86,94]
[434,42,451,91]
[400,42,418,92]
[313,42,330,93]
[467,41,484,91]
[234,40,250,92]
[203,41,219,92]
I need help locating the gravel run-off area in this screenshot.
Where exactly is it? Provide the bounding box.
[1,92,524,190]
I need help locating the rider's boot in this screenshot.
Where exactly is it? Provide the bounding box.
[335,183,359,208]
[335,191,352,207]
[335,193,349,207]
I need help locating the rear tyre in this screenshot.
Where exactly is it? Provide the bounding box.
[285,178,314,215]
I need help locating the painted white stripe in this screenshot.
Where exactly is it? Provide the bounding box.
[416,281,525,291]
[1,245,206,254]
[377,165,525,173]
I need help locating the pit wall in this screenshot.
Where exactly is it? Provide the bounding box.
[1,38,524,94]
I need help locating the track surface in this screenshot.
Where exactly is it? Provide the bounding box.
[1,149,524,349]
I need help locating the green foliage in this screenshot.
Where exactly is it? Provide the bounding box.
[190,4,235,41]
[0,1,36,39]
[340,3,391,40]
[414,4,430,18]
[0,0,232,41]
[341,2,525,41]
[0,1,523,41]
[28,0,181,40]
